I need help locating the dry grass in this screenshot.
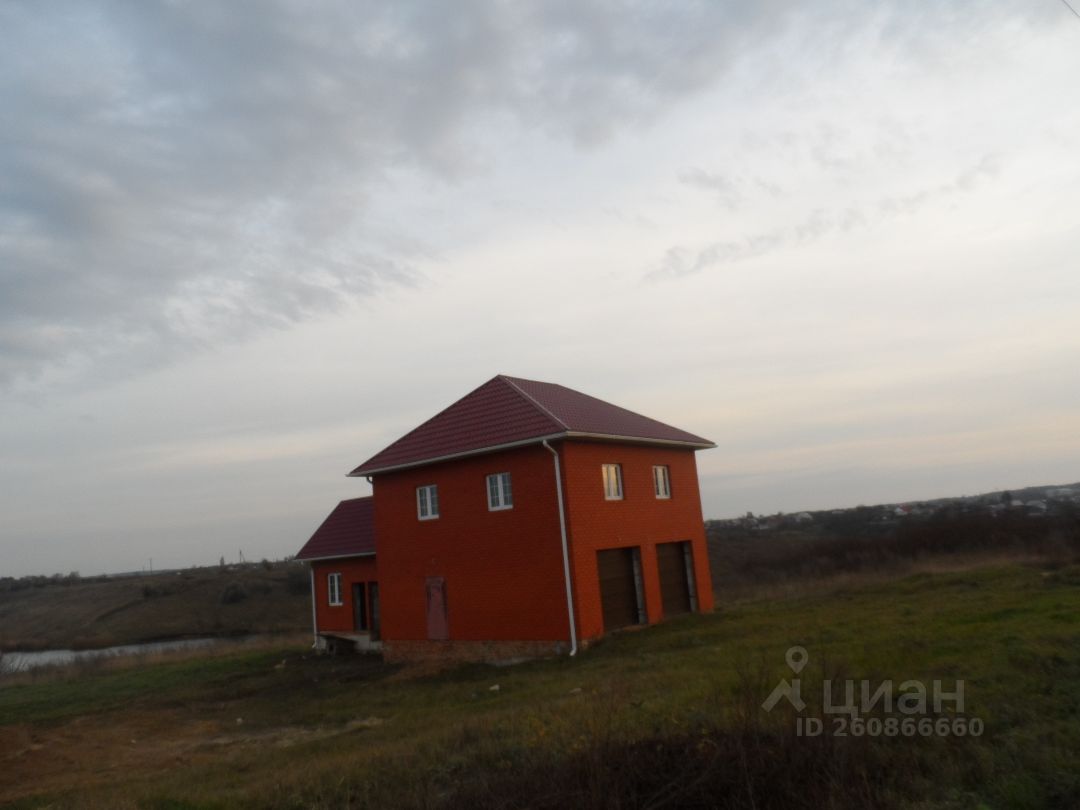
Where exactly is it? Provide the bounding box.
[0,632,311,686]
[716,549,1059,605]
[708,508,1080,603]
[0,563,310,652]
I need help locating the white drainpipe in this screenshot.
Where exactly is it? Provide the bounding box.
[543,440,578,656]
[309,565,318,648]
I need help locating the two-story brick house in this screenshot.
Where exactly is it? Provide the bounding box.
[296,374,715,662]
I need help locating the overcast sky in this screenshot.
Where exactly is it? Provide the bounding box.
[2,1,1079,577]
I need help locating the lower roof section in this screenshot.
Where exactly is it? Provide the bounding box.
[296,496,375,561]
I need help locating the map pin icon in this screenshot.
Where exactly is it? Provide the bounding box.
[786,646,808,674]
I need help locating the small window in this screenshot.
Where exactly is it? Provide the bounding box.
[487,472,513,510]
[328,573,343,606]
[653,465,671,499]
[417,484,439,520]
[602,464,623,500]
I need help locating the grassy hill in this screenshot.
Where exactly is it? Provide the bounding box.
[3,561,1079,808]
[0,563,311,651]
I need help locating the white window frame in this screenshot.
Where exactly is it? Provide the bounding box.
[602,464,623,501]
[653,465,671,499]
[417,484,440,520]
[327,572,343,606]
[487,472,513,511]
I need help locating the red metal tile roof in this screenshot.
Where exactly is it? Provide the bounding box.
[296,496,375,560]
[350,375,713,476]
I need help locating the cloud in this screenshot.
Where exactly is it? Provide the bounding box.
[677,168,784,211]
[0,0,802,391]
[651,155,1004,280]
[877,153,1001,216]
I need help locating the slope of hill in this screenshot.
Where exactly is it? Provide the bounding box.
[0,562,311,651]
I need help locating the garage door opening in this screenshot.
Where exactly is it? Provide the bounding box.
[597,547,645,632]
[657,541,698,617]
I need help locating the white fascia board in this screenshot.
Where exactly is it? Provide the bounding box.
[300,551,376,563]
[348,433,568,477]
[349,430,715,478]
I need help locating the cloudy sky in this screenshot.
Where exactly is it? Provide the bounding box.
[2,1,1079,577]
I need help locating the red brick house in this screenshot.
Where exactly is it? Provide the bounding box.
[296,375,715,662]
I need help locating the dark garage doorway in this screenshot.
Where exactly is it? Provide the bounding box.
[656,541,697,617]
[597,547,645,632]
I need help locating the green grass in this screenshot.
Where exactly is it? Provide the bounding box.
[4,562,1080,808]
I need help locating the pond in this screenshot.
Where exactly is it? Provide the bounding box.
[0,637,249,674]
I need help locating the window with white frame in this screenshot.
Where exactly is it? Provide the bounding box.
[602,464,623,500]
[487,472,513,510]
[327,572,343,606]
[653,465,671,499]
[416,484,439,520]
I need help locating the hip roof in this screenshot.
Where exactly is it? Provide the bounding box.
[350,375,714,477]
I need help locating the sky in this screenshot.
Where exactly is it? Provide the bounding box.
[2,1,1079,578]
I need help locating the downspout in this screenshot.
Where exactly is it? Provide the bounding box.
[543,440,578,656]
[309,565,318,648]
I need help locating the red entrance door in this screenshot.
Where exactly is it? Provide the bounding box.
[425,577,448,640]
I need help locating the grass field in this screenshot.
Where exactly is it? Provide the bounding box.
[2,560,1079,808]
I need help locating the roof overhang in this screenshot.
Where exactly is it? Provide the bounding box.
[349,431,715,477]
[563,431,716,450]
[297,551,376,563]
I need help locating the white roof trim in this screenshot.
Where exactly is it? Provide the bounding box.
[349,432,568,477]
[350,430,714,477]
[299,551,376,562]
[563,431,716,449]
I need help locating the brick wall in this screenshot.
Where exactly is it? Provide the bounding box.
[311,557,379,634]
[372,444,571,642]
[359,438,713,654]
[559,441,714,641]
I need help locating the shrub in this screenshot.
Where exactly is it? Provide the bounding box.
[220,582,247,604]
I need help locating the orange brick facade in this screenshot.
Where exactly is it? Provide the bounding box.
[559,441,714,642]
[308,440,714,655]
[311,556,378,634]
[372,444,569,642]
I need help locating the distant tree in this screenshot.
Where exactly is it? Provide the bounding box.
[220,581,247,604]
[1001,491,1013,506]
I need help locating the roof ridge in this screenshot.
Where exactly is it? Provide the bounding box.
[348,377,507,476]
[498,374,570,431]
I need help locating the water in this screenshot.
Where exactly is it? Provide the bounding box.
[0,637,242,674]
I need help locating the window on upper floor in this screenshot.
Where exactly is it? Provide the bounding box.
[327,572,343,606]
[417,484,439,520]
[602,463,623,500]
[487,472,513,510]
[653,465,671,499]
